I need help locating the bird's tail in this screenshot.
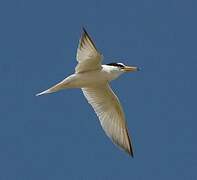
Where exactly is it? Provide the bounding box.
[36,80,68,96]
[36,89,51,96]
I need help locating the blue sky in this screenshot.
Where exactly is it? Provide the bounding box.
[0,0,197,179]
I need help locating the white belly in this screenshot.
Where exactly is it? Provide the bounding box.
[64,65,123,88]
[65,71,109,88]
[37,66,123,95]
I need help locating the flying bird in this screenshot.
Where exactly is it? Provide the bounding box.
[36,28,139,156]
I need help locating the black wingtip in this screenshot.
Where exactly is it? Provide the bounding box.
[126,146,134,158]
[80,27,98,51]
[130,143,134,157]
[130,149,134,158]
[82,26,88,34]
[125,127,134,158]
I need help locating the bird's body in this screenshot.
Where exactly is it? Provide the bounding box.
[37,28,139,156]
[38,65,123,95]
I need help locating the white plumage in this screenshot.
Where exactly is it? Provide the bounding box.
[37,28,139,156]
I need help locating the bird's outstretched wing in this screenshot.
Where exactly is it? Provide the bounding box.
[75,28,102,73]
[82,84,133,156]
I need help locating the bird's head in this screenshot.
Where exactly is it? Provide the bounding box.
[106,62,139,73]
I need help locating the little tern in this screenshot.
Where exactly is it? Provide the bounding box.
[37,28,139,156]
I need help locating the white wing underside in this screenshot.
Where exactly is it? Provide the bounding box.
[75,28,102,73]
[82,84,133,155]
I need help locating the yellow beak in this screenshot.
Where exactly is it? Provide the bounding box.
[123,66,139,72]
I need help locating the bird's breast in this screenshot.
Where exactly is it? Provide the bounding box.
[66,68,120,88]
[75,71,108,87]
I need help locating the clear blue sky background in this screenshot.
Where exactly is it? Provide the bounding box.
[0,0,197,179]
